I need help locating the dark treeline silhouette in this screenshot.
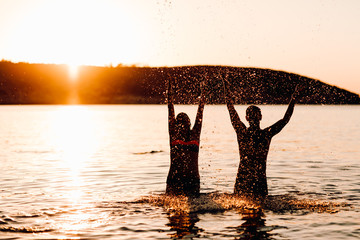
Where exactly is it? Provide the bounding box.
[1,61,359,104]
[0,61,71,104]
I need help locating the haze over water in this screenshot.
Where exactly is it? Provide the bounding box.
[0,105,359,239]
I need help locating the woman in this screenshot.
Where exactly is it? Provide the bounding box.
[166,79,205,197]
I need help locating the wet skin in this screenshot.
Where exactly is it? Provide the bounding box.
[225,85,300,200]
[166,80,205,197]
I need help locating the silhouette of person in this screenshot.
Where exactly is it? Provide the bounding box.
[166,211,202,238]
[224,83,302,201]
[166,78,205,197]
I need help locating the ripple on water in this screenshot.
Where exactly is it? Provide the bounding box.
[0,192,351,238]
[0,226,52,233]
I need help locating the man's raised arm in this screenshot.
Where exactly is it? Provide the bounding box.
[267,85,302,136]
[224,80,246,134]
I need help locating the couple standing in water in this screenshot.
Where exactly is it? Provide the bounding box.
[166,77,302,201]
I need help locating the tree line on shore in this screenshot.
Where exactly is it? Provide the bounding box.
[0,60,359,104]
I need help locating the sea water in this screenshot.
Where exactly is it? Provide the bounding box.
[0,105,359,239]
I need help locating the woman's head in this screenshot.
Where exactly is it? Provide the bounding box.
[175,112,191,139]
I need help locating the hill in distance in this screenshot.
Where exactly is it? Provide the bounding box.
[0,61,359,104]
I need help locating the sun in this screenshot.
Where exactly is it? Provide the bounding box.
[8,0,145,66]
[68,64,79,81]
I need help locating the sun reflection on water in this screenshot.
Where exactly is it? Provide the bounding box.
[52,106,98,164]
[51,105,98,164]
[49,106,108,232]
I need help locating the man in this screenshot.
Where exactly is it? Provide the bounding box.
[225,83,302,200]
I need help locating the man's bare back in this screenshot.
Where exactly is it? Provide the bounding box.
[225,84,302,200]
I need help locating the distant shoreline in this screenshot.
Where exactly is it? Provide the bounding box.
[1,61,359,105]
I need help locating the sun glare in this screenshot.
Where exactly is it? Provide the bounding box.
[68,64,79,81]
[8,0,145,67]
[47,106,112,232]
[50,106,100,187]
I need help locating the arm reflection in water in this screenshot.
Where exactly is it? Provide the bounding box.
[236,208,274,240]
[166,76,206,197]
[166,211,202,239]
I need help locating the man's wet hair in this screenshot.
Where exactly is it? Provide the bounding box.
[246,105,262,122]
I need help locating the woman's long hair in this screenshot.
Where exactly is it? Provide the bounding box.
[175,112,191,140]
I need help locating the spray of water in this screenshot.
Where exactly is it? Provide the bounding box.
[136,192,347,214]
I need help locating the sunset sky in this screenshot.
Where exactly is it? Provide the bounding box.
[0,0,359,94]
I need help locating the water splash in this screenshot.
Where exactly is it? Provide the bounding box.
[136,192,348,214]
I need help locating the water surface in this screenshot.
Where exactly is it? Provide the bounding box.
[0,105,359,239]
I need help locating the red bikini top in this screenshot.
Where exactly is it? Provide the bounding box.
[171,140,199,146]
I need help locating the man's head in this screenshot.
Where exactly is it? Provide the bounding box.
[246,105,262,124]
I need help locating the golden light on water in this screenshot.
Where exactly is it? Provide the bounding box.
[50,106,99,202]
[49,106,110,232]
[51,106,98,165]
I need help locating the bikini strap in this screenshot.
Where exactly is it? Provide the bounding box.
[171,140,199,146]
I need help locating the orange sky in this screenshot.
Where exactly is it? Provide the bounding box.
[0,0,359,94]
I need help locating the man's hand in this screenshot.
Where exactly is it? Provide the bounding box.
[292,83,306,101]
[223,79,234,104]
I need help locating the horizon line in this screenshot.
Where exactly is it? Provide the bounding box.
[1,59,359,95]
